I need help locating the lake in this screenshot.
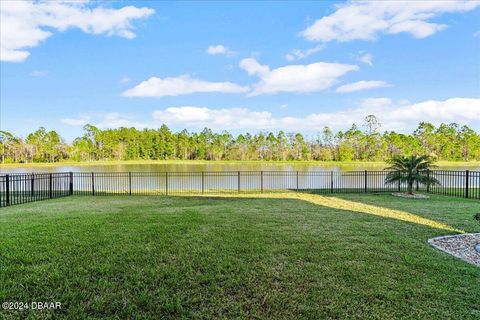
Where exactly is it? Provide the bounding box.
[1,161,479,174]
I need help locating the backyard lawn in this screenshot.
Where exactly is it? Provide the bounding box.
[1,193,479,319]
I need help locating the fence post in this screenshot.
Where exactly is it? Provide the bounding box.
[330,171,334,193]
[426,169,430,193]
[49,173,53,198]
[91,172,95,196]
[69,172,73,195]
[296,171,299,191]
[238,171,241,193]
[202,171,205,194]
[165,172,168,196]
[465,170,469,199]
[31,174,35,198]
[260,171,263,193]
[5,174,10,206]
[129,172,132,196]
[364,170,367,193]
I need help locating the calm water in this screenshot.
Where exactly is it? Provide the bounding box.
[1,162,479,174]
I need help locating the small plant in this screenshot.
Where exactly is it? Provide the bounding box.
[384,155,440,195]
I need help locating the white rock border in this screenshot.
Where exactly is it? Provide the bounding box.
[428,233,480,267]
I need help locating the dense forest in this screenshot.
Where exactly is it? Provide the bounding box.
[1,116,479,163]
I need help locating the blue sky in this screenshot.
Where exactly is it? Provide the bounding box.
[1,0,479,141]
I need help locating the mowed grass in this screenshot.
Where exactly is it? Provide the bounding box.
[0,194,479,319]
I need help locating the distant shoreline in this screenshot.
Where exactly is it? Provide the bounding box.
[1,160,479,168]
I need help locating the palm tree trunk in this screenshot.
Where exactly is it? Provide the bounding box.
[407,182,413,195]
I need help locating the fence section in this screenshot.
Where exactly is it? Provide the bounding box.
[0,170,478,207]
[0,172,71,207]
[426,170,479,199]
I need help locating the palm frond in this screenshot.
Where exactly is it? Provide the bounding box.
[383,155,439,189]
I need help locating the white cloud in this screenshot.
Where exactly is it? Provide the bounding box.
[301,1,480,42]
[239,58,270,76]
[358,53,373,66]
[370,98,480,129]
[335,80,391,93]
[206,44,236,56]
[239,58,359,95]
[63,98,479,132]
[285,44,325,61]
[0,1,154,62]
[152,107,275,129]
[122,75,249,98]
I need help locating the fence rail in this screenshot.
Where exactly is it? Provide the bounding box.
[0,170,478,207]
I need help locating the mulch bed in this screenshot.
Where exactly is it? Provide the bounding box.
[428,233,480,267]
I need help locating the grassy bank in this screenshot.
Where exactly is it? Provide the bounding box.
[1,193,479,319]
[1,159,479,168]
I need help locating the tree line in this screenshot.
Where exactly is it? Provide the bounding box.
[1,115,479,163]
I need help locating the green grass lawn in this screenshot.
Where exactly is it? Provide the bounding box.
[1,193,479,319]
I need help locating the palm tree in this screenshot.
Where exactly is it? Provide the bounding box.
[384,155,440,195]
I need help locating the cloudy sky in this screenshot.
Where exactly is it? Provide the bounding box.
[1,0,479,140]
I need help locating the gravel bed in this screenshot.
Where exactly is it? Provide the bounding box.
[428,233,480,267]
[391,192,429,199]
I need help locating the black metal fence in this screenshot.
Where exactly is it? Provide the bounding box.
[0,170,478,207]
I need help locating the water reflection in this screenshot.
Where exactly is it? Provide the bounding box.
[1,162,478,174]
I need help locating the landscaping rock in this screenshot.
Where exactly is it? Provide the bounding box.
[428,233,480,267]
[391,192,429,199]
